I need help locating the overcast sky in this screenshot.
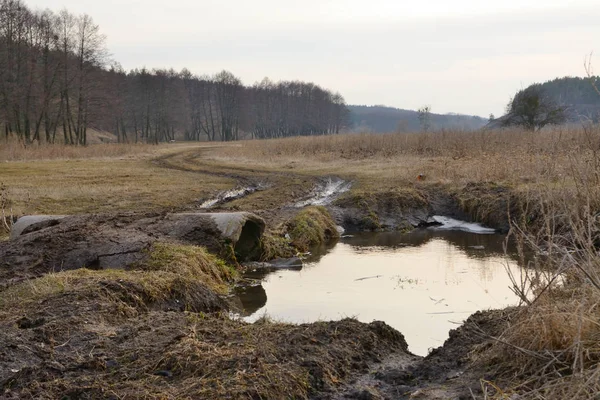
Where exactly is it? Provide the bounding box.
[26,0,600,117]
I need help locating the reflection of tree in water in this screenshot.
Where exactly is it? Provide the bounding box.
[343,229,521,264]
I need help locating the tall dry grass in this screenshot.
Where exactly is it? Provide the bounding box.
[0,182,13,240]
[217,127,593,160]
[478,128,600,399]
[0,138,157,161]
[212,126,600,188]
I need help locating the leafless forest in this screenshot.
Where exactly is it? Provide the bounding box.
[0,0,349,145]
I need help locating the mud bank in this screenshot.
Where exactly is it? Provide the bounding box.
[0,253,511,400]
[331,184,513,234]
[0,261,411,399]
[0,211,265,287]
[331,309,515,399]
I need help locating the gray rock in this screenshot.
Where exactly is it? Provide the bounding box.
[10,215,67,240]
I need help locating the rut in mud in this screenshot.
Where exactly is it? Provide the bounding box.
[199,184,267,209]
[295,177,353,207]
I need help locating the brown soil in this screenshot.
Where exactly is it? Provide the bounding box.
[329,309,515,400]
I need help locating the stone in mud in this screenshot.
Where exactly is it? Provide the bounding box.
[172,212,265,261]
[244,257,303,271]
[1,211,266,284]
[10,215,67,240]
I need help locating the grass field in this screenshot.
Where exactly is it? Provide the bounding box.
[0,143,237,217]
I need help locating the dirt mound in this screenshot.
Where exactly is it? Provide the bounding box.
[0,212,265,288]
[0,231,414,399]
[1,284,411,400]
[332,309,516,399]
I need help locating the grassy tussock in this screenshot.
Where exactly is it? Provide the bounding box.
[0,269,215,318]
[260,232,296,261]
[140,242,237,293]
[287,206,340,251]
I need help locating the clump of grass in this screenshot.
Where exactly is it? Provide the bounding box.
[260,232,296,260]
[0,268,226,320]
[286,206,339,251]
[139,242,237,293]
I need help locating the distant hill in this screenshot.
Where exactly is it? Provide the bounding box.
[347,105,488,133]
[535,76,600,122]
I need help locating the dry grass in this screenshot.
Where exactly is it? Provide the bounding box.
[0,138,158,162]
[2,126,600,398]
[152,317,406,399]
[479,171,600,399]
[210,126,600,190]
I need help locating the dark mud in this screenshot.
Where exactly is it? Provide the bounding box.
[330,309,514,399]
[0,211,265,287]
[0,283,411,399]
[331,186,503,234]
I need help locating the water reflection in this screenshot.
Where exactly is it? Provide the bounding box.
[342,230,518,260]
[234,228,524,356]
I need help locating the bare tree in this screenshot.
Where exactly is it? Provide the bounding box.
[0,0,349,145]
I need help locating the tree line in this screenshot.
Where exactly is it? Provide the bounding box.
[0,0,349,145]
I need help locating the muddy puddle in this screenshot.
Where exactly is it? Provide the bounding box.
[199,185,264,208]
[234,222,525,356]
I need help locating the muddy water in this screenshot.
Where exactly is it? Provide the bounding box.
[236,227,524,356]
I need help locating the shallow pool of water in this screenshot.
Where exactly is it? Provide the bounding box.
[235,228,524,356]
